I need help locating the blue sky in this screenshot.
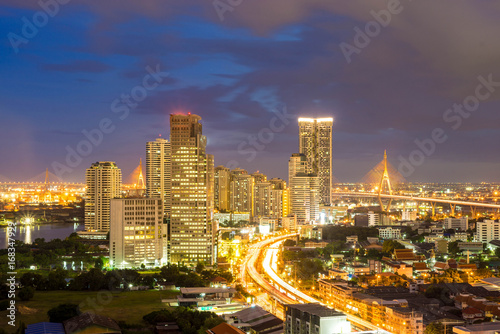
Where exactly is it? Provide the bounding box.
[1,0,499,183]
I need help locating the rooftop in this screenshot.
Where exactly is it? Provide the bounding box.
[180,287,236,294]
[26,322,65,334]
[285,303,346,318]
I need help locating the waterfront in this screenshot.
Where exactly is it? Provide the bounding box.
[1,222,85,248]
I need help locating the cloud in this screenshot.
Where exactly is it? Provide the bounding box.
[40,59,111,73]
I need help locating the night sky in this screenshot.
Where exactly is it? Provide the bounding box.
[1,1,499,183]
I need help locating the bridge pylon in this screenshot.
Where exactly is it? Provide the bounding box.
[378,150,393,212]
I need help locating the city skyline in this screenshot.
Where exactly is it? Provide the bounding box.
[1,1,500,183]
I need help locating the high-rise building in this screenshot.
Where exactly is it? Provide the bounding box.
[253,181,272,218]
[85,161,122,232]
[230,172,254,214]
[269,178,287,219]
[476,220,500,243]
[214,166,231,212]
[169,113,215,265]
[288,154,319,223]
[110,198,165,268]
[251,171,267,183]
[146,138,171,217]
[298,117,333,205]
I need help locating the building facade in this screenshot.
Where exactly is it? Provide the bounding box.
[169,113,215,265]
[85,161,122,232]
[378,226,402,240]
[230,172,254,214]
[214,166,231,212]
[146,137,171,218]
[445,217,469,231]
[289,153,319,223]
[298,117,333,205]
[476,220,500,243]
[110,198,164,268]
[284,303,350,334]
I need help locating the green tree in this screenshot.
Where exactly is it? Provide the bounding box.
[94,257,104,270]
[476,268,494,279]
[47,268,68,290]
[18,287,35,301]
[382,240,405,253]
[20,272,43,289]
[448,241,461,256]
[195,262,205,274]
[425,321,444,334]
[47,304,80,322]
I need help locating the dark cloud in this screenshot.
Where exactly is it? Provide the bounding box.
[40,59,111,73]
[0,1,499,182]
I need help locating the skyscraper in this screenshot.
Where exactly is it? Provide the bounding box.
[298,117,333,205]
[288,154,319,223]
[146,137,172,217]
[169,113,215,265]
[214,166,231,212]
[230,172,254,214]
[269,178,288,219]
[85,161,122,232]
[253,180,272,218]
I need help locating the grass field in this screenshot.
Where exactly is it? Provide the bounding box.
[0,289,179,329]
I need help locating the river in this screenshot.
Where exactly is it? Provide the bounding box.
[0,222,85,249]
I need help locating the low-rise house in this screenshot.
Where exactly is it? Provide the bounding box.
[382,257,413,277]
[206,323,245,334]
[394,249,418,264]
[462,307,484,324]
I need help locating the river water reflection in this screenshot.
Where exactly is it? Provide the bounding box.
[1,223,85,248]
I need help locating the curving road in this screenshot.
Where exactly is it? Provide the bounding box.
[244,234,390,332]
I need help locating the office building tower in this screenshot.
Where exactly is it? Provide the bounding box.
[146,137,171,217]
[298,117,333,205]
[110,198,164,268]
[169,113,215,265]
[85,161,122,232]
[230,172,254,214]
[214,166,231,211]
[289,154,319,223]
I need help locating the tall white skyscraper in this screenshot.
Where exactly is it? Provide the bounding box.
[85,161,122,232]
[288,153,319,223]
[169,113,215,265]
[146,137,171,218]
[110,198,165,268]
[298,117,333,205]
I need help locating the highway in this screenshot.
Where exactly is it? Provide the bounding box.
[243,234,390,332]
[332,191,500,209]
